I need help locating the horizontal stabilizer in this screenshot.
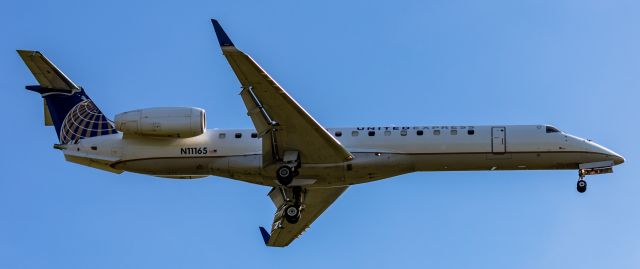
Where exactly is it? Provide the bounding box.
[17,50,79,91]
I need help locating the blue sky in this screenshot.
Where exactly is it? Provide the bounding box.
[1,0,638,268]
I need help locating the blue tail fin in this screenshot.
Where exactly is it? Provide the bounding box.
[18,50,118,144]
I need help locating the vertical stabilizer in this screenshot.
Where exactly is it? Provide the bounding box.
[18,50,118,144]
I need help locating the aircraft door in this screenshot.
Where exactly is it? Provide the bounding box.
[491,127,506,154]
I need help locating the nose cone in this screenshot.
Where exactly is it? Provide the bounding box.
[612,152,626,165]
[588,141,625,165]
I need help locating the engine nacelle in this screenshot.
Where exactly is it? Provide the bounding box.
[114,107,206,138]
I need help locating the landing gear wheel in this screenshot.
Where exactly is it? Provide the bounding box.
[577,180,587,193]
[284,205,301,224]
[276,166,294,186]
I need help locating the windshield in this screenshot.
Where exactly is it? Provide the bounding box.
[545,125,561,133]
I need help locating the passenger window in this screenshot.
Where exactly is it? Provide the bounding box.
[352,131,359,137]
[235,133,242,139]
[400,130,407,136]
[251,133,258,138]
[467,130,475,135]
[417,130,424,136]
[219,133,226,139]
[335,131,342,137]
[451,130,457,135]
[368,131,375,136]
[546,126,560,133]
[384,130,391,136]
[433,130,441,136]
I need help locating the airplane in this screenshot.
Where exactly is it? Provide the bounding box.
[17,19,625,247]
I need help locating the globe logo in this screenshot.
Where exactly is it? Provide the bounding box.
[59,100,118,144]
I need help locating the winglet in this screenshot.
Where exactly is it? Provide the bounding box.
[211,19,235,47]
[259,226,271,245]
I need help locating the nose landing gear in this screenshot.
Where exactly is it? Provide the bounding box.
[575,161,616,193]
[577,179,587,193]
[576,170,587,193]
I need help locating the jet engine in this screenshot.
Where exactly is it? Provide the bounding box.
[114,107,206,138]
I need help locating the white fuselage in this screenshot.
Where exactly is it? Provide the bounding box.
[61,125,624,187]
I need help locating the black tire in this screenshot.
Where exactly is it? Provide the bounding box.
[577,180,587,193]
[276,166,294,186]
[284,205,300,224]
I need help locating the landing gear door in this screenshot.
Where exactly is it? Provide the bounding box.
[491,127,506,154]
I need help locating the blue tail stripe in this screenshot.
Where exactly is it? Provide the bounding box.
[28,85,117,144]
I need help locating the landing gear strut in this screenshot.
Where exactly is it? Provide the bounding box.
[577,170,587,193]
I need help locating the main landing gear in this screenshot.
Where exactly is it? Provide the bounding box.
[283,186,303,224]
[284,204,301,224]
[276,165,295,186]
[577,170,587,193]
[275,151,301,186]
[274,151,303,223]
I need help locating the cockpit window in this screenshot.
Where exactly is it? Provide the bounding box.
[545,126,560,133]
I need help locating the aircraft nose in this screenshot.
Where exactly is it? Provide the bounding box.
[588,141,625,165]
[602,148,625,165]
[612,153,625,165]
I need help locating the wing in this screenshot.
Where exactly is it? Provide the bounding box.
[211,19,353,164]
[259,186,348,247]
